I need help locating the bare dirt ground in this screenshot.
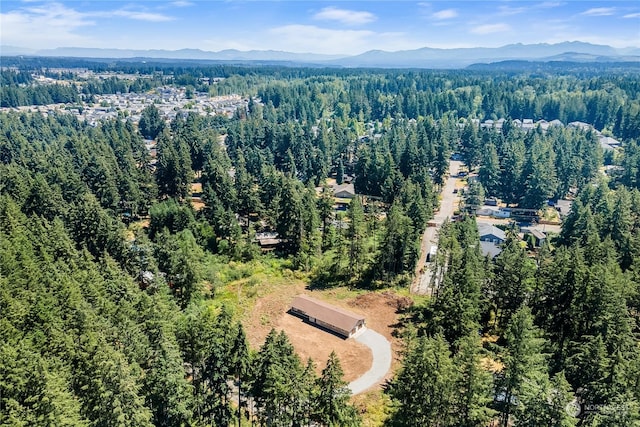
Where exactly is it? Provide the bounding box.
[190,182,205,211]
[244,283,404,383]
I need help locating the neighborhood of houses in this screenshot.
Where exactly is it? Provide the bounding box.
[0,87,247,126]
[472,117,622,151]
[4,69,623,268]
[455,116,622,260]
[477,221,547,259]
[1,68,248,126]
[461,176,571,260]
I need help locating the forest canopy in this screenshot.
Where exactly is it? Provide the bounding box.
[1,60,639,426]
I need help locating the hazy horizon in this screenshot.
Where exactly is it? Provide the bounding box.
[1,1,639,56]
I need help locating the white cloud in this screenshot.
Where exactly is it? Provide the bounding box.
[538,2,565,8]
[499,2,563,16]
[470,23,511,34]
[0,2,173,49]
[267,25,417,55]
[0,2,94,48]
[498,5,527,16]
[269,25,375,53]
[623,12,640,18]
[108,10,173,22]
[432,9,457,20]
[313,7,376,25]
[171,1,194,7]
[581,7,616,16]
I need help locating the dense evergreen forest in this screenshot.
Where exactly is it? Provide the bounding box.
[1,60,639,426]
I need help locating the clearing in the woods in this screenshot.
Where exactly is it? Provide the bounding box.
[219,265,407,385]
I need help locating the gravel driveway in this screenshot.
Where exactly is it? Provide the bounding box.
[348,328,392,395]
[412,160,462,295]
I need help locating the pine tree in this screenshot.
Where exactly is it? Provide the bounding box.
[521,136,557,209]
[297,182,321,271]
[301,358,320,426]
[387,335,457,427]
[452,335,496,427]
[464,180,485,212]
[142,322,193,427]
[420,218,484,344]
[277,177,305,254]
[251,330,307,426]
[231,323,250,427]
[316,352,360,427]
[377,203,417,278]
[234,150,263,228]
[478,142,500,197]
[433,137,450,188]
[500,134,525,206]
[156,129,193,200]
[346,196,367,280]
[154,230,203,308]
[318,184,335,250]
[490,237,536,328]
[461,121,481,171]
[337,157,345,184]
[498,307,548,427]
[74,337,154,427]
[139,104,164,140]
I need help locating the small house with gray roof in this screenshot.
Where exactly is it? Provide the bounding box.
[478,223,506,244]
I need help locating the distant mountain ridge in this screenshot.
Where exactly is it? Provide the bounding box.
[329,42,635,68]
[0,46,345,63]
[1,42,639,69]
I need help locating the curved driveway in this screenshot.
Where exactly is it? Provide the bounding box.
[348,328,392,395]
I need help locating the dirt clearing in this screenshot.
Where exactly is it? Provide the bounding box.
[243,282,405,384]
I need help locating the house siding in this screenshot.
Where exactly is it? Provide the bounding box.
[289,295,366,338]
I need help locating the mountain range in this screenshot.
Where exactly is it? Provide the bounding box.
[2,42,639,69]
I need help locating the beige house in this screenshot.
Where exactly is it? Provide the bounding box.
[289,295,366,339]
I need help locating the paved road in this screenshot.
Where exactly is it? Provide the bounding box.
[348,329,392,395]
[412,160,463,295]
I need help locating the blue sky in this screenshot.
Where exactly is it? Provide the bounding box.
[1,1,639,54]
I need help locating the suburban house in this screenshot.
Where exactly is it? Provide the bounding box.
[524,228,547,247]
[333,183,356,199]
[478,223,506,244]
[604,165,624,176]
[485,197,499,206]
[494,208,511,219]
[476,117,565,133]
[476,207,499,217]
[537,119,550,131]
[554,199,573,218]
[475,207,511,219]
[480,240,503,258]
[255,232,283,252]
[521,119,535,131]
[478,223,506,259]
[599,135,621,152]
[568,121,594,132]
[289,295,366,339]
